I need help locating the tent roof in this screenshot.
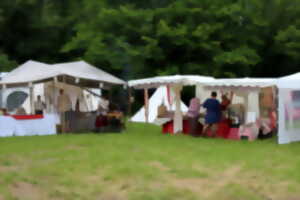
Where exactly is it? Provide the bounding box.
[0,60,59,86]
[0,60,125,87]
[277,72,300,89]
[203,78,276,88]
[279,72,300,80]
[128,75,215,89]
[53,61,125,85]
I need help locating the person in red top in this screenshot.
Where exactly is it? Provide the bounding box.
[220,92,233,111]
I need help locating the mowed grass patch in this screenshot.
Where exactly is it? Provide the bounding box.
[0,122,300,199]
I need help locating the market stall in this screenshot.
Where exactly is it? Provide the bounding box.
[128,75,215,133]
[199,78,277,141]
[0,60,126,137]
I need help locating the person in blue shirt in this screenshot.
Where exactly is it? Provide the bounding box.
[202,91,221,137]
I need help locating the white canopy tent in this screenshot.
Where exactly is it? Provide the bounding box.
[129,75,215,133]
[0,60,126,114]
[0,60,126,136]
[200,78,276,124]
[0,60,125,87]
[277,73,300,144]
[131,86,188,123]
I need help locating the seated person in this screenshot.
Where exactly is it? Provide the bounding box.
[257,118,274,139]
[239,120,260,141]
[95,114,108,132]
[99,103,124,133]
[15,107,27,115]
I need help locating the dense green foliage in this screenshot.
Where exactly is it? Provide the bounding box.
[0,0,300,78]
[0,123,300,199]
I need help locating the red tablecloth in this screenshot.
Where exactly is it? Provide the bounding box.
[162,119,239,140]
[227,128,240,140]
[162,120,202,135]
[11,115,43,120]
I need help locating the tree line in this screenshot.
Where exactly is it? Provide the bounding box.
[1,0,300,79]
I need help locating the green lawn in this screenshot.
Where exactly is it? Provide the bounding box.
[0,123,300,200]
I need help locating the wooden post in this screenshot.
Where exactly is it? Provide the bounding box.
[62,75,67,133]
[52,79,56,113]
[173,84,183,134]
[144,88,149,123]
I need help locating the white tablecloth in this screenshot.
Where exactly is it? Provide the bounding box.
[0,114,57,137]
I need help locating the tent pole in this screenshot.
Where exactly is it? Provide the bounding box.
[29,82,34,114]
[128,87,132,117]
[1,84,6,109]
[52,79,56,113]
[173,84,183,134]
[144,88,149,123]
[62,75,67,133]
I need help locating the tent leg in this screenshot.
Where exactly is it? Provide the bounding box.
[62,76,67,133]
[128,87,132,117]
[173,84,183,134]
[0,85,3,108]
[29,83,34,114]
[144,88,149,123]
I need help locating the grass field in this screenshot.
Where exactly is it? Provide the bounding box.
[1,123,300,200]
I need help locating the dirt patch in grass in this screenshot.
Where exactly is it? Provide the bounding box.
[10,181,46,200]
[0,165,18,172]
[239,173,299,200]
[171,166,241,198]
[98,192,127,200]
[149,161,170,172]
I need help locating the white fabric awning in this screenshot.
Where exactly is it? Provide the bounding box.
[0,60,126,87]
[203,78,276,90]
[128,75,215,89]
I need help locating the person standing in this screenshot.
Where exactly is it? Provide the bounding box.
[187,97,201,136]
[220,91,233,111]
[202,92,221,137]
[34,95,46,114]
[57,89,72,133]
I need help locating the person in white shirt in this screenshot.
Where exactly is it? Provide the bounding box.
[34,95,46,114]
[57,89,72,133]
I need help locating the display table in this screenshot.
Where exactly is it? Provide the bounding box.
[162,119,240,140]
[0,114,57,137]
[162,120,202,135]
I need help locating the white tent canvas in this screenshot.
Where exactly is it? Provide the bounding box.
[277,73,300,144]
[0,60,125,86]
[1,82,100,114]
[131,86,188,124]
